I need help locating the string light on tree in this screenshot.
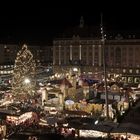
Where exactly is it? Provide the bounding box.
[11,44,36,98]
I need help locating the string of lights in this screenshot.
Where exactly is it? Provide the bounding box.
[100,13,109,120]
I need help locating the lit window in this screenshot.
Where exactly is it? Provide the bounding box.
[134,78,139,83]
[128,77,133,83]
[88,72,92,74]
[136,69,139,74]
[122,77,127,82]
[129,69,132,73]
[7,71,11,74]
[4,71,7,74]
[123,69,126,73]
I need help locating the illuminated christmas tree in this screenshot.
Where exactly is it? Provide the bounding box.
[12,44,36,98]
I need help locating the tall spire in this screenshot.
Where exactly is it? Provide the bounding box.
[80,16,84,28]
[100,13,105,42]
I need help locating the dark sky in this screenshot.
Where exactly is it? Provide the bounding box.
[0,2,139,45]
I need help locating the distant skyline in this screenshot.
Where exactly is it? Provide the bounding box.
[0,4,139,44]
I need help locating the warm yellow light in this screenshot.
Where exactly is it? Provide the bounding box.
[24,78,30,84]
[73,67,78,72]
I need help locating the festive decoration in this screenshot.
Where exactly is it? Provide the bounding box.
[11,44,36,98]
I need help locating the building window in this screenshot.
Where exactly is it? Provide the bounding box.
[128,77,133,83]
[122,77,127,83]
[136,69,139,74]
[129,69,133,73]
[134,78,140,83]
[123,69,126,73]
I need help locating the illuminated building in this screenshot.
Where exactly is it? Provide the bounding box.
[53,17,140,84]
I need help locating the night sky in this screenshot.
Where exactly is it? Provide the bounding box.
[0,2,139,45]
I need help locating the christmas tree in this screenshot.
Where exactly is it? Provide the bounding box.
[12,44,36,98]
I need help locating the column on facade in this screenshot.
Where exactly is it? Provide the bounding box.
[79,45,82,60]
[127,46,129,67]
[70,45,72,61]
[86,45,89,65]
[53,46,56,65]
[114,46,116,67]
[59,45,61,65]
[98,45,102,66]
[108,46,111,67]
[92,45,95,66]
[64,46,67,65]
[120,47,123,68]
[133,47,135,67]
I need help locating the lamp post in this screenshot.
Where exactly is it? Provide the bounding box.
[101,13,109,120]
